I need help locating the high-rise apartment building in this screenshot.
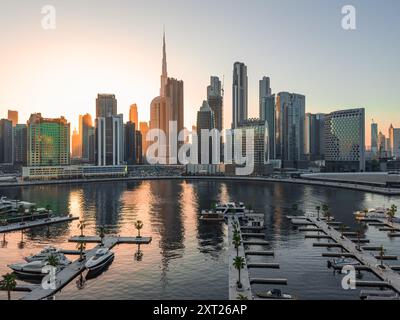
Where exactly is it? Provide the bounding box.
[371,121,378,154]
[0,119,13,164]
[304,113,325,161]
[232,62,248,129]
[14,124,27,165]
[324,108,365,172]
[7,110,18,126]
[275,92,306,167]
[27,113,70,167]
[72,128,81,159]
[80,114,94,162]
[259,76,275,159]
[96,94,117,118]
[129,104,139,128]
[196,101,215,164]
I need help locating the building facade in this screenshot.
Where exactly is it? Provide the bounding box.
[304,113,325,161]
[234,118,270,175]
[14,124,27,165]
[371,121,378,155]
[324,108,365,172]
[7,110,18,126]
[95,114,124,166]
[232,62,248,129]
[275,92,306,167]
[129,104,139,128]
[27,113,70,167]
[0,119,13,164]
[96,94,117,118]
[81,113,94,162]
[196,101,216,164]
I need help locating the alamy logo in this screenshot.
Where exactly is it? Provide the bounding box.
[145,121,267,176]
[341,5,357,30]
[41,5,56,30]
[41,265,57,290]
[341,265,357,290]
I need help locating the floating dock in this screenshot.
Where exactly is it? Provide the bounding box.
[228,216,253,300]
[0,216,78,234]
[297,216,400,293]
[21,235,152,300]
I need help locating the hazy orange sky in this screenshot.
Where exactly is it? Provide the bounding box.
[1,0,399,147]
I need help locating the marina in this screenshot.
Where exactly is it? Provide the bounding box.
[1,179,400,300]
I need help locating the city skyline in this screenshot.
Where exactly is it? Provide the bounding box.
[1,0,399,145]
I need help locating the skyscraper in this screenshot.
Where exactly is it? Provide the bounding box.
[232,62,248,129]
[275,92,306,167]
[72,128,81,159]
[27,113,70,167]
[207,76,223,132]
[393,128,400,159]
[95,94,124,166]
[129,104,139,128]
[96,94,117,118]
[304,113,325,161]
[139,122,150,160]
[378,131,387,158]
[324,108,365,172]
[196,101,215,164]
[95,114,124,166]
[371,120,378,154]
[0,119,13,164]
[389,124,394,158]
[124,122,137,165]
[7,110,18,126]
[149,32,184,164]
[14,124,27,165]
[80,113,94,162]
[259,76,275,159]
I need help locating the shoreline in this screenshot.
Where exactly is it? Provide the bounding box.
[1,175,400,196]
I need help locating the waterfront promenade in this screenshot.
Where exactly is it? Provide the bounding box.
[1,175,400,195]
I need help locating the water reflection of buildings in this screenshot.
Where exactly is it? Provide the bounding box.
[192,181,225,258]
[81,182,125,233]
[148,180,185,286]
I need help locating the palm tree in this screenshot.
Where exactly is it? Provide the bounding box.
[46,254,59,268]
[99,226,105,247]
[29,205,37,215]
[78,220,86,237]
[76,242,86,261]
[232,233,241,257]
[388,205,397,224]
[316,206,321,220]
[0,273,17,300]
[134,220,144,238]
[322,204,330,221]
[233,256,246,289]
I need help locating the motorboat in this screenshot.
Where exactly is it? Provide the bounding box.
[8,259,67,278]
[0,196,13,214]
[85,248,114,272]
[25,247,70,265]
[199,209,225,221]
[215,202,247,214]
[241,215,265,229]
[257,289,293,300]
[354,207,388,220]
[327,257,360,269]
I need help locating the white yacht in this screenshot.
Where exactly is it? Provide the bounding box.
[199,209,225,221]
[354,207,388,219]
[25,246,70,265]
[85,248,115,271]
[8,255,70,278]
[327,257,360,269]
[215,202,247,213]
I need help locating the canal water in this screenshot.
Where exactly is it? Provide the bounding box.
[0,179,399,300]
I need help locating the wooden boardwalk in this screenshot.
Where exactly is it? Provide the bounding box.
[228,217,253,300]
[0,216,78,233]
[21,235,152,300]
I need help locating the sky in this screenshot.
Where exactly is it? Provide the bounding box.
[1,0,399,147]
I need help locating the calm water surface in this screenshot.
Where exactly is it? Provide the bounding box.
[0,179,399,300]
